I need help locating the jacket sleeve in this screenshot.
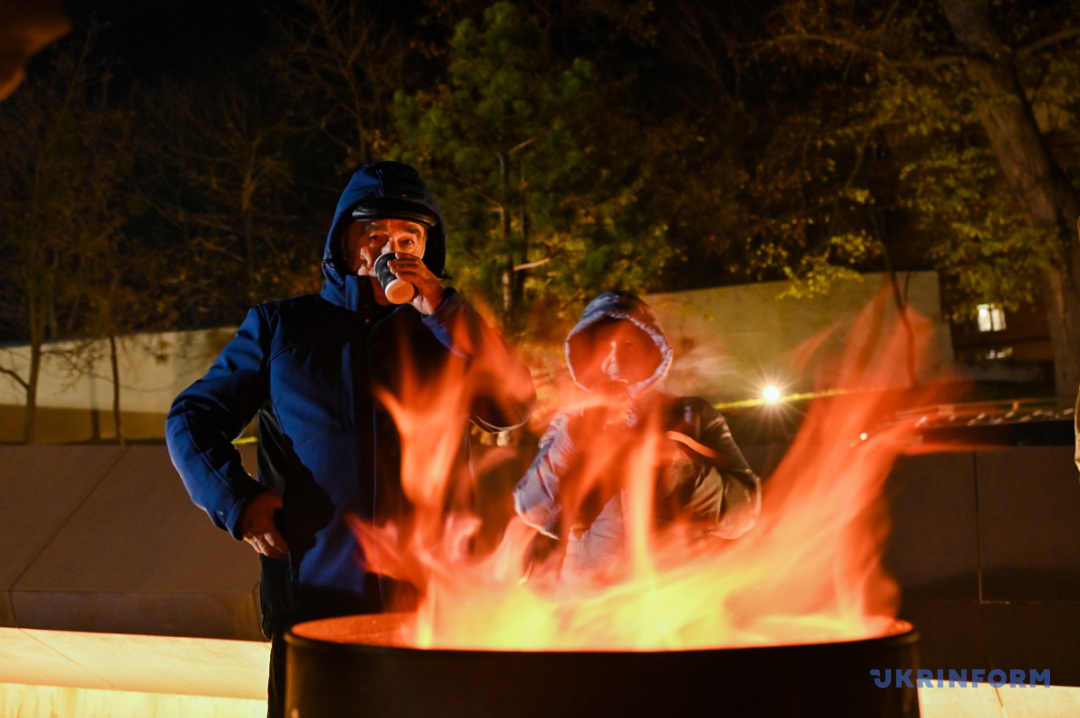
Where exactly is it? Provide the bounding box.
[166,307,271,538]
[671,399,762,539]
[513,413,576,538]
[422,289,536,432]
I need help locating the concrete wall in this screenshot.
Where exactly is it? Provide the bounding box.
[0,444,262,641]
[742,442,1080,684]
[885,446,1079,685]
[1,443,1075,685]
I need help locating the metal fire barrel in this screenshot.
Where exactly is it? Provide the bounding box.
[286,613,920,718]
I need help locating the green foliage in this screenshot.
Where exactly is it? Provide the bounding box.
[12,0,1080,359]
[392,1,669,338]
[737,0,1080,321]
[899,140,1057,319]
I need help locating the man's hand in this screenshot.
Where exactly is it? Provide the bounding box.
[388,252,445,315]
[238,491,288,558]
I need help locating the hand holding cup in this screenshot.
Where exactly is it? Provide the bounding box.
[376,252,446,315]
[374,253,416,304]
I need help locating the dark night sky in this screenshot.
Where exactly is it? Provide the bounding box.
[60,0,433,81]
[63,0,280,78]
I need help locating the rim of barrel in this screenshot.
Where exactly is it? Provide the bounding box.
[285,614,918,656]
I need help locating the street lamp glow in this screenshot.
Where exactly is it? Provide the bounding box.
[762,385,782,404]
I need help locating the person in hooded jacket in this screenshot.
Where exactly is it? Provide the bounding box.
[166,161,535,717]
[513,292,760,582]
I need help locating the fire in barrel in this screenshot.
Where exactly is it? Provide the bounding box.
[288,293,942,717]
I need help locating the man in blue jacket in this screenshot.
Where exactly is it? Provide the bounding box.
[514,292,759,583]
[166,161,535,717]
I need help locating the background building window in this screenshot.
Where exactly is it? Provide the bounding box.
[984,346,1014,360]
[977,304,1006,332]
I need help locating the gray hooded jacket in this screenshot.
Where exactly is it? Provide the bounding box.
[513,292,761,578]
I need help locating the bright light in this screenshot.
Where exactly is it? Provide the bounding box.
[762,385,783,404]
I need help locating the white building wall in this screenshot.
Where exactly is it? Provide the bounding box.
[647,271,953,403]
[0,270,954,441]
[0,328,237,442]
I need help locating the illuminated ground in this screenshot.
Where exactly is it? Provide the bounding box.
[2,626,1079,717]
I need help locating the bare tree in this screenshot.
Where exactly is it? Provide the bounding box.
[137,68,317,320]
[0,27,129,442]
[266,0,412,166]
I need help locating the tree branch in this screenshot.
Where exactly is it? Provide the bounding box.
[0,364,29,391]
[1017,27,1080,61]
[513,258,550,271]
[758,33,965,72]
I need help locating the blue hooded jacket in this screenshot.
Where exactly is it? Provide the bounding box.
[514,292,760,578]
[167,162,536,631]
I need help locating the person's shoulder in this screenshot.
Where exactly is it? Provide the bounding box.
[246,293,346,340]
[253,293,332,319]
[256,292,322,311]
[663,393,722,425]
[677,395,716,413]
[548,410,573,429]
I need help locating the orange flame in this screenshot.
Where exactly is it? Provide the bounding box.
[350,292,951,650]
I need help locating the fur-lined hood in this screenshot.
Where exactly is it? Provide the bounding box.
[565,292,673,397]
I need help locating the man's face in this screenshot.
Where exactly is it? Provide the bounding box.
[591,320,657,386]
[342,218,428,276]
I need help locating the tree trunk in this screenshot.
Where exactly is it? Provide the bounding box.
[24,322,43,445]
[17,274,50,444]
[882,255,919,388]
[109,333,124,445]
[514,163,528,328]
[939,0,1080,401]
[497,151,515,328]
[244,202,257,303]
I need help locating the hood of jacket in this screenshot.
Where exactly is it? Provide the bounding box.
[565,291,673,396]
[320,162,447,311]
